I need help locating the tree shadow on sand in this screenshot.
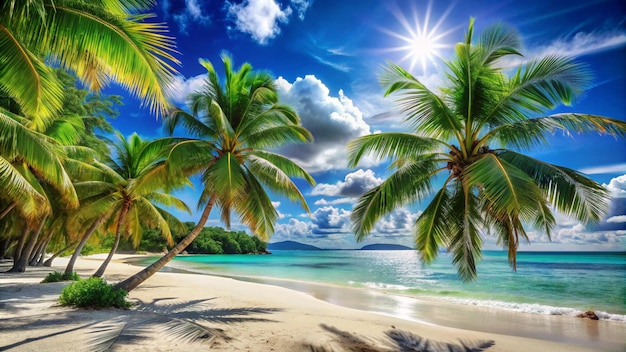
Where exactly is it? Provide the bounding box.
[308,324,495,352]
[0,297,283,351]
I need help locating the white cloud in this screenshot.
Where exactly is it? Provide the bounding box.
[226,0,292,44]
[275,75,374,172]
[373,208,419,236]
[579,163,626,175]
[273,218,312,241]
[311,169,382,197]
[271,201,287,219]
[166,74,206,105]
[606,215,626,223]
[604,174,626,198]
[499,29,626,67]
[290,0,312,20]
[163,0,211,34]
[310,206,352,234]
[314,198,353,206]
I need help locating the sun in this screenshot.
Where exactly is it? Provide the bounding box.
[379,2,454,74]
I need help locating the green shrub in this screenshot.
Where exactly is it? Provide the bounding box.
[59,277,131,309]
[41,271,81,283]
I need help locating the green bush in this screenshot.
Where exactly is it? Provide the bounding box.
[59,277,130,309]
[41,271,81,283]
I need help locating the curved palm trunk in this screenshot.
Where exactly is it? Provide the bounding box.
[9,217,46,273]
[115,198,215,292]
[0,237,12,260]
[32,234,53,266]
[92,201,131,278]
[44,242,76,267]
[0,202,15,221]
[65,215,106,275]
[12,227,28,264]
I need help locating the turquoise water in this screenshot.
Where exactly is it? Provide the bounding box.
[158,250,626,321]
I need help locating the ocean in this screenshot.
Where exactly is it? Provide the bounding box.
[151,250,626,323]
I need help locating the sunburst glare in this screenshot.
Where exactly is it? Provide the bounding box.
[379,1,456,74]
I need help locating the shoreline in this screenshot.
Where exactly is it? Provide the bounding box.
[127,255,626,346]
[1,254,624,351]
[128,254,626,321]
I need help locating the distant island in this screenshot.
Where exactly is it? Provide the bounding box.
[360,244,413,250]
[267,241,322,250]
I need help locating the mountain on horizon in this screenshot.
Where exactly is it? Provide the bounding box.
[360,243,413,250]
[267,240,322,250]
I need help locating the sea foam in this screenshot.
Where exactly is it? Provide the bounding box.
[439,297,626,322]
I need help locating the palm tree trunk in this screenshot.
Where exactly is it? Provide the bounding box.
[0,202,15,221]
[0,237,12,259]
[92,201,131,278]
[44,242,76,267]
[65,215,106,275]
[12,227,28,264]
[9,217,46,272]
[115,198,215,292]
[29,231,50,265]
[32,234,52,266]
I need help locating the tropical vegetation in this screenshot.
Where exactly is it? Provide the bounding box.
[114,53,315,292]
[0,0,180,274]
[347,19,626,281]
[59,277,131,309]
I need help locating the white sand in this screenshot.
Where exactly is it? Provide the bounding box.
[1,255,624,351]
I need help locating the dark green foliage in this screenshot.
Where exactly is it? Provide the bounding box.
[41,271,81,283]
[120,224,268,255]
[59,277,130,309]
[112,224,268,255]
[215,234,242,254]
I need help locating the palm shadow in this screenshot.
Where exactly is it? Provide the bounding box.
[308,324,495,352]
[0,296,283,351]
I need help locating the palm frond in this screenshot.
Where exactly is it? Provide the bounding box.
[250,150,315,185]
[448,184,483,282]
[380,62,462,141]
[415,183,454,264]
[347,132,444,168]
[0,29,63,124]
[246,125,313,149]
[164,108,215,137]
[352,157,442,240]
[465,153,544,218]
[235,171,277,240]
[246,155,310,212]
[476,22,522,65]
[36,2,180,116]
[499,150,610,223]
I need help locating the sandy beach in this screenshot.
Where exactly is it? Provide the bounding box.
[1,255,624,352]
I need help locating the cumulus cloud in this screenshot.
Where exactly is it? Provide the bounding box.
[275,75,374,172]
[314,198,353,206]
[226,0,292,44]
[373,208,419,236]
[273,218,312,241]
[604,174,626,198]
[166,74,206,105]
[162,0,211,34]
[311,169,382,197]
[310,206,352,234]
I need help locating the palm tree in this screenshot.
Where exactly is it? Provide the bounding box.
[0,0,179,129]
[347,19,626,281]
[64,132,191,277]
[115,53,315,292]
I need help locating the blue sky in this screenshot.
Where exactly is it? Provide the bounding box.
[110,0,626,250]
